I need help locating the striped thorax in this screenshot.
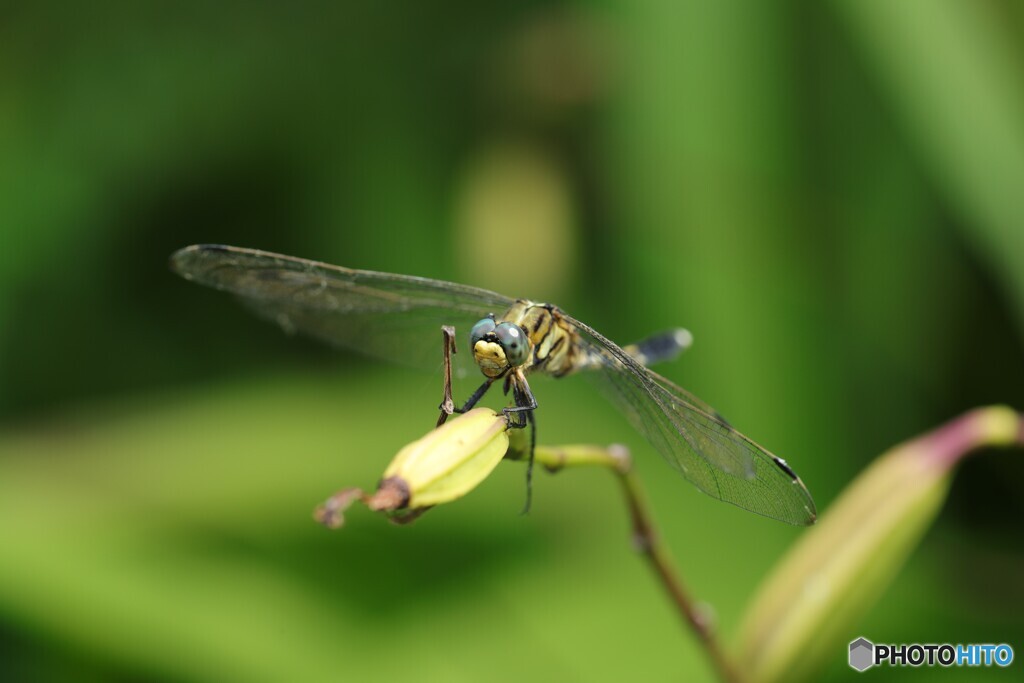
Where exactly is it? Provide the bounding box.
[469,299,580,380]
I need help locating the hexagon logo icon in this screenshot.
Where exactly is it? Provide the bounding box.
[849,637,875,671]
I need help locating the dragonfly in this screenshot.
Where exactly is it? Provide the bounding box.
[170,244,816,525]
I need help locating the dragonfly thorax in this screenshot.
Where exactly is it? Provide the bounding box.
[467,299,580,380]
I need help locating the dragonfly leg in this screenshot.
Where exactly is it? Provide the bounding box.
[519,407,536,514]
[505,372,539,513]
[436,326,458,427]
[502,372,538,427]
[456,377,496,414]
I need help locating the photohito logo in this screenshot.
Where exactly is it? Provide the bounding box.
[849,637,1014,671]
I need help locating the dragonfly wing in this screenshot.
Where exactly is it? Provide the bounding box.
[170,244,515,376]
[561,312,816,525]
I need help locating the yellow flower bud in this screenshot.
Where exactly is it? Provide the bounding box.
[315,408,510,527]
[382,408,510,509]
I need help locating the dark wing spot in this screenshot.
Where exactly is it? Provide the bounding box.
[711,410,733,428]
[773,457,798,481]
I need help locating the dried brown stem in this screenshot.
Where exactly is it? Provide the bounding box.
[436,326,458,427]
[530,444,743,683]
[617,466,742,683]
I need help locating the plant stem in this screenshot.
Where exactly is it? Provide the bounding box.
[526,443,744,683]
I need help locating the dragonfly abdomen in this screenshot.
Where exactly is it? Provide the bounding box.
[622,328,693,366]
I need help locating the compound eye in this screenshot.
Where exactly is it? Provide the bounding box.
[469,316,496,349]
[494,322,529,366]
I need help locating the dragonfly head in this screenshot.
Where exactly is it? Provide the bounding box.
[470,316,530,378]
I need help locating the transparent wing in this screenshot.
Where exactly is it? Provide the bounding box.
[170,244,515,377]
[561,312,816,525]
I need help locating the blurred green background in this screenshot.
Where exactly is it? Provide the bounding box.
[2,1,1023,681]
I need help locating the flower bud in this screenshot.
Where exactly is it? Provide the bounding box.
[315,408,509,527]
[736,406,1022,683]
[382,407,509,509]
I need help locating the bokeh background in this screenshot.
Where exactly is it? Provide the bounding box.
[2,1,1023,681]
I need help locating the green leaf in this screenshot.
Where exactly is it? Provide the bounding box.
[835,0,1024,330]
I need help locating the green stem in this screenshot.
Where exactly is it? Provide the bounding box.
[528,443,744,683]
